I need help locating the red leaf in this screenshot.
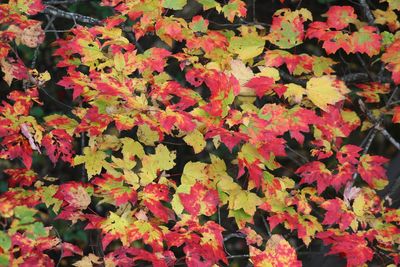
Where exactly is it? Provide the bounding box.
[250,234,301,267]
[4,168,37,187]
[357,154,388,189]
[42,129,74,165]
[393,106,400,123]
[244,76,275,97]
[317,230,374,267]
[296,161,331,194]
[325,6,357,30]
[320,198,355,231]
[142,183,173,222]
[179,182,219,216]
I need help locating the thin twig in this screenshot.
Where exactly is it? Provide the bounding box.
[52,226,63,267]
[386,86,399,108]
[261,214,271,237]
[285,145,309,164]
[227,254,250,259]
[356,54,374,81]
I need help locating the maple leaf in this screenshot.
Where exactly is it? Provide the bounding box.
[139,144,176,185]
[9,0,45,15]
[355,82,391,103]
[55,182,92,210]
[92,173,137,206]
[155,17,187,46]
[382,39,400,84]
[4,168,37,187]
[183,129,206,154]
[267,8,312,49]
[317,230,374,267]
[0,57,28,86]
[324,6,357,30]
[222,0,247,23]
[75,107,112,136]
[141,183,173,222]
[320,198,356,231]
[189,15,209,33]
[336,144,362,165]
[179,181,219,216]
[380,0,400,10]
[163,0,187,10]
[166,218,227,266]
[42,129,74,165]
[73,147,108,179]
[60,242,83,258]
[228,31,265,61]
[357,154,389,190]
[393,106,400,123]
[128,220,166,252]
[306,76,349,111]
[244,76,275,98]
[105,247,175,267]
[250,234,301,267]
[99,210,133,248]
[296,161,331,194]
[137,47,172,73]
[0,134,33,169]
[351,26,381,57]
[373,8,400,31]
[73,253,102,267]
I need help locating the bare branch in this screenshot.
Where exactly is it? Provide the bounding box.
[279,71,392,86]
[278,70,306,87]
[44,0,86,4]
[359,0,376,26]
[359,99,400,150]
[42,5,101,25]
[223,232,246,242]
[261,214,271,237]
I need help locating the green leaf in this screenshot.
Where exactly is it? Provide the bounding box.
[228,35,265,61]
[0,254,9,266]
[0,232,11,251]
[163,0,187,10]
[196,0,220,10]
[14,206,36,224]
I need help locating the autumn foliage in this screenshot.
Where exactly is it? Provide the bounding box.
[0,0,400,266]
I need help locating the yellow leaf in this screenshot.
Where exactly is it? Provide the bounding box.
[181,161,208,185]
[257,67,280,81]
[139,144,176,186]
[114,52,125,72]
[284,83,306,103]
[73,253,101,267]
[228,34,265,61]
[232,191,263,216]
[183,129,206,153]
[137,124,159,146]
[121,137,145,159]
[123,170,140,189]
[73,147,107,179]
[306,76,349,111]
